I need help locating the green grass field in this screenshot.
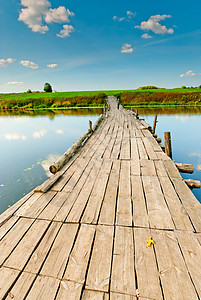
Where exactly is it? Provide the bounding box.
[1,87,201,102]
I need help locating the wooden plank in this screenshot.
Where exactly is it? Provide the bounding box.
[0,191,34,224]
[86,225,114,292]
[130,159,140,176]
[155,151,171,161]
[163,161,182,179]
[81,160,112,224]
[34,171,63,193]
[142,176,175,230]
[116,161,132,227]
[134,228,163,299]
[56,281,83,299]
[63,224,96,283]
[82,290,109,300]
[111,126,123,159]
[26,276,60,300]
[0,267,20,299]
[131,176,149,228]
[37,192,69,221]
[159,176,193,231]
[176,230,201,297]
[130,138,139,161]
[66,159,103,223]
[16,191,57,219]
[0,218,34,265]
[142,137,158,160]
[110,292,136,299]
[98,160,120,226]
[5,272,36,300]
[136,138,148,159]
[171,177,201,232]
[25,222,61,274]
[4,220,50,270]
[140,159,156,176]
[40,223,78,279]
[14,192,43,217]
[153,230,198,299]
[54,159,96,222]
[0,215,19,241]
[111,226,136,295]
[154,160,168,177]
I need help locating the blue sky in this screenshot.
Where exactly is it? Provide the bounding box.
[1,0,201,93]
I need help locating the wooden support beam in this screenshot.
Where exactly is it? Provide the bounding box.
[89,120,92,133]
[184,179,201,189]
[153,134,157,138]
[156,137,162,143]
[175,163,194,174]
[164,132,172,158]
[152,115,158,134]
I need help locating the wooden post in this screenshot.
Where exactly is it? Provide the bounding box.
[89,120,92,133]
[131,107,133,112]
[175,163,194,174]
[152,115,158,134]
[136,110,138,118]
[104,104,106,115]
[164,132,172,158]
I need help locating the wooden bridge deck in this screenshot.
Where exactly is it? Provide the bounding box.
[0,96,201,299]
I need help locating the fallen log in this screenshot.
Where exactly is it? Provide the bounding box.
[49,114,103,174]
[175,163,194,174]
[184,179,201,189]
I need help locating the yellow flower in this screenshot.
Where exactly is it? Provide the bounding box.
[147,236,155,247]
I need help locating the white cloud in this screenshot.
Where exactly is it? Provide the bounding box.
[56,24,74,38]
[20,60,39,69]
[180,70,196,78]
[7,81,24,86]
[141,33,152,39]
[32,130,47,138]
[121,43,134,53]
[113,10,135,22]
[0,58,15,67]
[4,133,27,141]
[44,6,74,24]
[18,0,74,35]
[55,129,64,134]
[47,63,57,68]
[136,14,174,34]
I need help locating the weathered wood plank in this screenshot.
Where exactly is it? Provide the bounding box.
[81,160,112,224]
[110,293,136,300]
[0,215,19,241]
[5,272,36,300]
[131,176,149,228]
[86,225,114,292]
[176,230,201,297]
[153,230,198,299]
[26,276,60,300]
[140,159,156,176]
[159,176,193,231]
[116,161,132,226]
[154,160,168,177]
[142,176,175,230]
[99,160,120,226]
[4,220,50,270]
[0,267,20,299]
[82,290,109,300]
[66,159,103,223]
[130,159,140,176]
[171,177,201,232]
[25,222,61,274]
[63,224,96,283]
[134,228,163,299]
[0,218,34,265]
[136,138,148,159]
[142,137,158,160]
[111,226,136,295]
[40,223,79,279]
[14,192,43,217]
[56,281,83,299]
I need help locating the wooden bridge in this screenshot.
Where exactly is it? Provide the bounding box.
[0,96,201,299]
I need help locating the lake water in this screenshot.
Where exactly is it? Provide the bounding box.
[0,107,201,214]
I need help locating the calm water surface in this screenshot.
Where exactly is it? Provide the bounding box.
[0,107,201,214]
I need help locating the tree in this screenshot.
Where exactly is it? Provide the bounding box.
[44,82,52,93]
[27,89,32,93]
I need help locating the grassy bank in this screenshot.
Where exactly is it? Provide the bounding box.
[1,88,201,110]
